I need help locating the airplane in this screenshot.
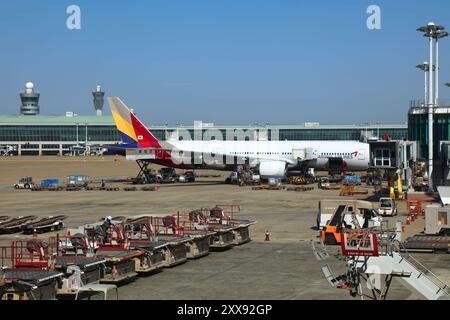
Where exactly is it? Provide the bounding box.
[108,97,370,179]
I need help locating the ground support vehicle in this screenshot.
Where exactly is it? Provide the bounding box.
[0,216,37,234]
[74,284,119,300]
[378,198,398,217]
[14,177,35,190]
[22,216,67,234]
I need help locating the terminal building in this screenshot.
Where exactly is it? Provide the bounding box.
[2,79,450,189]
[0,82,408,156]
[0,116,408,156]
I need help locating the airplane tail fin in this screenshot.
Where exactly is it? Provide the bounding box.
[108,97,161,149]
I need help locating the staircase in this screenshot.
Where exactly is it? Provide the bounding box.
[392,252,449,300]
[352,251,450,300]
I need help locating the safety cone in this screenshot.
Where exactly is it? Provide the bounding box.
[265,230,270,241]
[406,215,411,225]
[66,229,71,237]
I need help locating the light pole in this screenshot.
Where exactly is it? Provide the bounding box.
[433,30,449,106]
[416,62,430,105]
[417,22,444,191]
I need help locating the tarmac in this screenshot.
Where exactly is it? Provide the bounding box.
[1,157,450,300]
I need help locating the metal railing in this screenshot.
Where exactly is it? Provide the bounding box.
[393,240,450,297]
[409,99,450,113]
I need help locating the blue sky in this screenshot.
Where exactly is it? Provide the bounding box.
[1,0,450,125]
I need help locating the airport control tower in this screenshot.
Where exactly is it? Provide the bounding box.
[20,82,40,115]
[92,85,105,116]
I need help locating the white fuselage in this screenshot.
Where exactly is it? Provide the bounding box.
[136,140,371,174]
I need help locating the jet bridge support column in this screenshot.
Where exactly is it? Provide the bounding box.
[398,141,417,191]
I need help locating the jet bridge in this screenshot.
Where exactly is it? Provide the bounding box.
[368,140,417,190]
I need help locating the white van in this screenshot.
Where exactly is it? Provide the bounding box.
[377,198,398,217]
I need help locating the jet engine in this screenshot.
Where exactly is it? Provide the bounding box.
[259,161,287,178]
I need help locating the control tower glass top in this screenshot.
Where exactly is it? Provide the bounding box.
[20,82,40,115]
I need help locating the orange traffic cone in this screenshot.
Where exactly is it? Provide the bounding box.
[66,229,71,237]
[265,230,270,241]
[406,215,411,225]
